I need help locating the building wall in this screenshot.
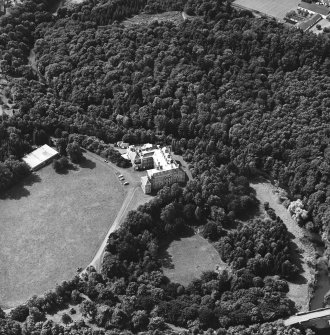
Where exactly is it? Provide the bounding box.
[33,154,59,171]
[150,168,185,191]
[142,182,152,194]
[141,156,154,170]
[298,6,329,19]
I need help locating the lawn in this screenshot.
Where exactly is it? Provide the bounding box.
[0,153,125,309]
[162,234,227,286]
[233,0,300,19]
[310,18,330,35]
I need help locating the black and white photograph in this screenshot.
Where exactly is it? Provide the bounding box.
[0,0,330,334]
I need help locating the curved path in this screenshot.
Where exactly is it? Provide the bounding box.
[87,186,138,272]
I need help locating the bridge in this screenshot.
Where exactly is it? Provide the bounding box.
[284,308,330,329]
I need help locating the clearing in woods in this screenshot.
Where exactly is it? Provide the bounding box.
[0,152,125,309]
[233,0,300,19]
[123,11,183,27]
[162,234,228,286]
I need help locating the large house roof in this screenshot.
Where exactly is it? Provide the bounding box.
[22,144,58,170]
[298,2,330,16]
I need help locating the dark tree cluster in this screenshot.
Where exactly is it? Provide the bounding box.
[20,0,330,237]
[70,133,131,167]
[0,125,31,191]
[0,0,52,76]
[218,218,299,279]
[94,184,296,331]
[0,0,329,334]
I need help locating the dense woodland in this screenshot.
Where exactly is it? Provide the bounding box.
[0,0,329,333]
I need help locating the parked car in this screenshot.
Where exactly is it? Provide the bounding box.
[124,181,129,185]
[118,174,123,177]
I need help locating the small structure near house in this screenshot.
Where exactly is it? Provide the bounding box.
[22,144,59,171]
[126,143,157,170]
[298,2,330,19]
[116,141,129,149]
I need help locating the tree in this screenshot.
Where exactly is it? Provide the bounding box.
[10,305,29,322]
[67,141,83,163]
[53,156,70,172]
[29,307,44,322]
[148,317,166,331]
[202,221,219,241]
[80,300,97,321]
[132,310,149,331]
[0,162,13,191]
[61,313,72,325]
[111,307,128,329]
[71,290,81,304]
[56,138,68,156]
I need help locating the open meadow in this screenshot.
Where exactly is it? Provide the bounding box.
[233,0,299,19]
[162,234,227,286]
[0,153,125,308]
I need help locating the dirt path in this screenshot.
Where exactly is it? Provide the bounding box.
[87,186,138,272]
[251,181,316,311]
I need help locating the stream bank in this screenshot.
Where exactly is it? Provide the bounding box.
[308,233,330,310]
[250,180,327,312]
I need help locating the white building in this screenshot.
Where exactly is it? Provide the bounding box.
[125,144,156,170]
[22,144,59,171]
[140,146,186,194]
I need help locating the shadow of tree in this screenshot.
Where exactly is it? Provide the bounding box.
[0,173,41,200]
[283,231,308,284]
[55,163,78,175]
[161,249,174,269]
[78,157,96,169]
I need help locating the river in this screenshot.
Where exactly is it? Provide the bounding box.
[310,258,330,309]
[310,237,330,309]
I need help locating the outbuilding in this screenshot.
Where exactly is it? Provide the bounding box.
[22,144,59,171]
[298,2,330,19]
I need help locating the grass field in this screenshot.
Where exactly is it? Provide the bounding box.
[233,0,299,19]
[162,234,227,286]
[0,153,125,309]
